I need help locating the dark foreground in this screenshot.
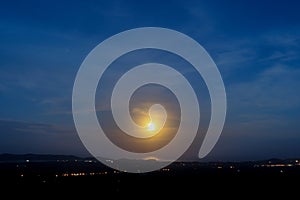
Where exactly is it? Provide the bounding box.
[0,156,300,195]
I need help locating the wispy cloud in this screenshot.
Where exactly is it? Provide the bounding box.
[0,119,88,156]
[230,64,300,110]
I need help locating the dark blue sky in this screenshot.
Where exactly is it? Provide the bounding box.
[0,0,300,160]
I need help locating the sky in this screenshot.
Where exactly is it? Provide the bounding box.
[0,0,300,161]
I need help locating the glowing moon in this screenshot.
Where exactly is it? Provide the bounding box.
[147,122,156,131]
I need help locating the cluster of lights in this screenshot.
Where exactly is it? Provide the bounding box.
[19,169,121,178]
[260,164,293,167]
[257,160,300,168]
[61,172,108,177]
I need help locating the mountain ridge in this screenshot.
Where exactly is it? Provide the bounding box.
[0,153,299,165]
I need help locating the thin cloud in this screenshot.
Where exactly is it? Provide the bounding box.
[0,119,88,156]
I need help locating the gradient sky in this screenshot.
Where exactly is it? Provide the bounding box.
[0,0,300,161]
